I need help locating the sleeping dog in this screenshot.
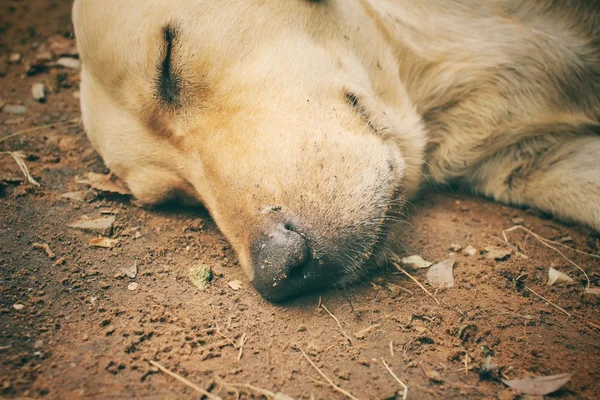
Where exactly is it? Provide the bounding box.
[73,0,600,301]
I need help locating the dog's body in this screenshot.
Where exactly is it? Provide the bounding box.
[73,0,600,300]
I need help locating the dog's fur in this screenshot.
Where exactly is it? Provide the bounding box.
[73,0,600,293]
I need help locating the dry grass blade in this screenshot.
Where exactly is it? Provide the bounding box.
[149,360,222,400]
[0,119,79,144]
[300,348,360,400]
[381,358,408,400]
[1,151,40,186]
[524,286,571,317]
[321,303,354,345]
[392,261,440,305]
[215,378,277,399]
[237,333,248,362]
[503,225,591,288]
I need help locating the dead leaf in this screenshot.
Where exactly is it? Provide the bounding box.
[228,280,243,291]
[502,373,572,395]
[426,259,455,289]
[61,191,87,202]
[77,172,131,195]
[68,215,115,231]
[89,237,119,248]
[401,255,432,269]
[483,246,513,261]
[354,324,381,339]
[583,287,600,304]
[547,267,574,286]
[189,265,213,289]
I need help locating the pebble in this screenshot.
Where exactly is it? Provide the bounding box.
[3,105,28,115]
[31,82,46,102]
[98,281,110,290]
[55,57,81,69]
[463,245,477,256]
[512,217,524,224]
[127,282,139,291]
[12,304,24,311]
[449,243,462,252]
[8,53,21,63]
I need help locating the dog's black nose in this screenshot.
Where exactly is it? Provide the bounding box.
[250,224,336,302]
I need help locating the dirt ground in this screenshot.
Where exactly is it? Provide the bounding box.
[1,1,599,399]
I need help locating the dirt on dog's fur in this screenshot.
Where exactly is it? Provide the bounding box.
[1,1,600,399]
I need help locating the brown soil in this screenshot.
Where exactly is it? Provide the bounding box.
[1,1,599,399]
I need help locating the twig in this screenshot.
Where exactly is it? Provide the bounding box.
[300,348,360,400]
[464,353,469,376]
[389,340,395,358]
[237,333,248,362]
[321,304,354,345]
[215,378,277,399]
[587,321,600,330]
[354,324,380,339]
[503,225,591,288]
[381,358,408,400]
[0,119,79,144]
[524,286,571,317]
[32,243,55,259]
[392,262,440,305]
[149,360,222,400]
[0,151,39,186]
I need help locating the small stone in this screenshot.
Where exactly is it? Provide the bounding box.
[297,325,307,332]
[31,82,46,102]
[511,217,524,224]
[13,304,24,311]
[34,340,44,349]
[113,272,125,279]
[127,282,139,291]
[82,334,89,341]
[120,262,138,279]
[8,53,22,63]
[358,356,371,366]
[98,281,110,290]
[3,105,28,115]
[463,245,477,256]
[55,57,81,69]
[449,243,462,252]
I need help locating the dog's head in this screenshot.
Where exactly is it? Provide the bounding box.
[73,0,426,301]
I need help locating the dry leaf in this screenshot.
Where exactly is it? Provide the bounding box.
[77,172,131,195]
[583,287,600,303]
[61,191,87,201]
[547,267,574,286]
[228,280,243,291]
[483,246,513,261]
[502,373,572,395]
[189,264,213,289]
[401,255,432,269]
[427,259,455,289]
[68,215,115,231]
[89,237,119,248]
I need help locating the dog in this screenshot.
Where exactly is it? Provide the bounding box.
[72,0,600,301]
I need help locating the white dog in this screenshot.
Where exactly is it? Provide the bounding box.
[73,0,600,301]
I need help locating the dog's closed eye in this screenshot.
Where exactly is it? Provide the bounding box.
[157,24,181,107]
